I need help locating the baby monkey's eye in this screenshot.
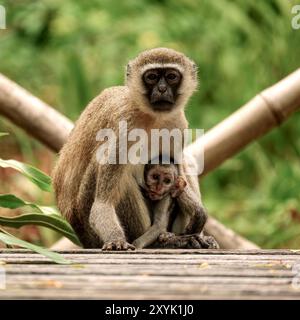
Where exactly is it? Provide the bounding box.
[152,174,159,180]
[164,178,171,184]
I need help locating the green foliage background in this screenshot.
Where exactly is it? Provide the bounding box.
[0,0,300,248]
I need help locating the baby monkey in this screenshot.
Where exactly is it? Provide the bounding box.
[133,162,185,249]
[143,163,186,202]
[133,162,219,250]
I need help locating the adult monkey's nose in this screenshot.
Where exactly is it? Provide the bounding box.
[158,78,167,93]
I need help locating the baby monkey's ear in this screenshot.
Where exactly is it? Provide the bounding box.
[171,176,187,198]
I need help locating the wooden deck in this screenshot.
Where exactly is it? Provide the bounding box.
[0,249,300,299]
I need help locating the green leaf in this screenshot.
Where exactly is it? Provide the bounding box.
[0,213,81,246]
[0,230,71,264]
[0,133,9,138]
[0,194,81,246]
[0,194,55,214]
[0,194,27,209]
[0,159,52,192]
[0,194,60,216]
[0,194,39,210]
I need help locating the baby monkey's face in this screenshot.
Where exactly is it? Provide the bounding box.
[145,164,186,201]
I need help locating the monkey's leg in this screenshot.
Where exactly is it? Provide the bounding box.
[89,200,135,250]
[174,163,207,233]
[169,181,219,248]
[157,198,218,249]
[117,180,152,243]
[133,225,163,249]
[184,206,219,249]
[133,197,173,249]
[90,164,149,251]
[171,187,207,235]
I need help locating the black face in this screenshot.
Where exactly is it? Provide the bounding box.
[142,68,182,111]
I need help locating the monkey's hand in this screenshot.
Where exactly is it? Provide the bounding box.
[171,176,187,198]
[102,240,135,251]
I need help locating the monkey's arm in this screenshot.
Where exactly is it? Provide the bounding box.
[171,186,207,235]
[133,196,173,249]
[170,163,207,234]
[89,164,135,250]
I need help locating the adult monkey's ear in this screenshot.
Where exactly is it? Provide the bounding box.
[126,61,132,79]
[171,176,187,198]
[191,62,198,80]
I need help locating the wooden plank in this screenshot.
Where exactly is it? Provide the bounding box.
[1,248,300,255]
[2,265,295,277]
[0,249,299,299]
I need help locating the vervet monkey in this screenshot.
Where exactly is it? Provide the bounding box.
[52,47,209,250]
[133,163,186,249]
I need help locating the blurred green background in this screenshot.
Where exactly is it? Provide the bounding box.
[0,0,300,248]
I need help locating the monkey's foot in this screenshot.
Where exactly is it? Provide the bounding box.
[156,233,219,249]
[187,235,219,249]
[157,232,188,248]
[203,235,220,249]
[102,240,135,251]
[157,232,177,244]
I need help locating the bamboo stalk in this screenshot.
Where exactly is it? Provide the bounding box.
[186,68,300,175]
[0,74,73,151]
[205,217,258,249]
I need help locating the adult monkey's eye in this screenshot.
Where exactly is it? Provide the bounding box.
[167,73,177,80]
[152,174,159,180]
[164,178,171,184]
[147,73,158,81]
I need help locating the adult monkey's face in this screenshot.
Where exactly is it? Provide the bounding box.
[126,48,198,114]
[143,68,182,111]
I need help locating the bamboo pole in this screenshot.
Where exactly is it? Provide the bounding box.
[205,217,258,249]
[0,74,73,151]
[186,69,300,175]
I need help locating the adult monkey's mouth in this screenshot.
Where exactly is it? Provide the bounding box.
[151,100,174,111]
[151,93,174,104]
